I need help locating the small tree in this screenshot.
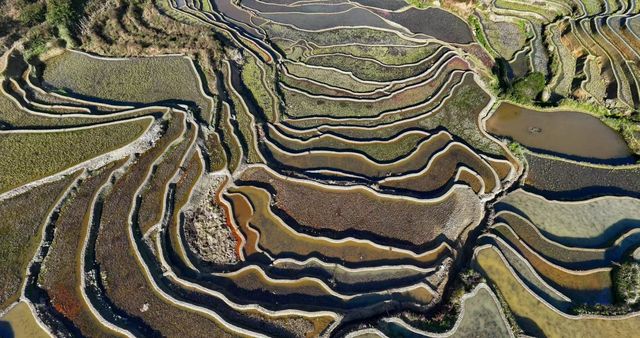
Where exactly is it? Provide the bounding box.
[509,72,546,103]
[0,15,15,37]
[46,0,75,27]
[19,2,47,26]
[614,261,640,305]
[511,72,545,102]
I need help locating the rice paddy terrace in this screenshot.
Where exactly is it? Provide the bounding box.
[0,0,640,337]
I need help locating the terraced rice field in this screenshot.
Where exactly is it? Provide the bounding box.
[0,0,639,337]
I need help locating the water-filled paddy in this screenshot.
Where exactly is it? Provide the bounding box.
[238,166,483,249]
[497,189,640,248]
[524,152,640,199]
[487,102,634,163]
[6,0,640,336]
[386,8,474,43]
[260,7,398,31]
[508,50,530,79]
[0,302,50,338]
[242,0,353,14]
[228,185,449,266]
[353,0,407,11]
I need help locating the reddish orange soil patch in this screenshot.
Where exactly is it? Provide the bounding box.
[215,178,246,259]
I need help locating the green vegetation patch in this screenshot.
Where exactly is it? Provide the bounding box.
[0,117,151,193]
[42,51,213,121]
[308,43,439,66]
[468,15,494,56]
[405,0,433,9]
[241,55,277,122]
[614,262,640,306]
[282,67,456,118]
[262,22,419,48]
[0,171,78,310]
[46,0,77,27]
[479,16,527,60]
[507,72,545,103]
[304,49,447,82]
[494,0,559,22]
[18,1,46,26]
[283,61,386,93]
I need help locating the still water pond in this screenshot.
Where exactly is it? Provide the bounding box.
[487,102,633,162]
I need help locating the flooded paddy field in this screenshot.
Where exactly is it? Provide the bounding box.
[2,0,640,337]
[487,102,634,163]
[0,302,50,338]
[524,152,640,199]
[386,8,474,43]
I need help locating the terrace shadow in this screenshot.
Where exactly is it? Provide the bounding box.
[4,51,28,79]
[519,145,635,166]
[163,189,443,312]
[9,78,118,115]
[496,202,640,249]
[235,178,458,253]
[475,236,572,311]
[494,213,640,270]
[228,252,442,296]
[377,169,467,200]
[516,315,545,338]
[85,197,161,337]
[524,184,640,202]
[263,264,435,295]
[62,94,202,115]
[162,231,419,313]
[253,242,448,270]
[261,124,502,192]
[134,204,299,336]
[26,76,207,120]
[0,322,13,338]
[492,231,614,305]
[548,218,640,249]
[222,189,453,271]
[524,153,640,200]
[508,51,530,80]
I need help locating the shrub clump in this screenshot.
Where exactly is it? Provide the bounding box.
[468,15,493,55]
[614,261,640,305]
[406,0,433,9]
[23,26,55,60]
[571,303,632,316]
[572,261,640,316]
[18,0,47,26]
[46,0,76,27]
[508,72,546,103]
